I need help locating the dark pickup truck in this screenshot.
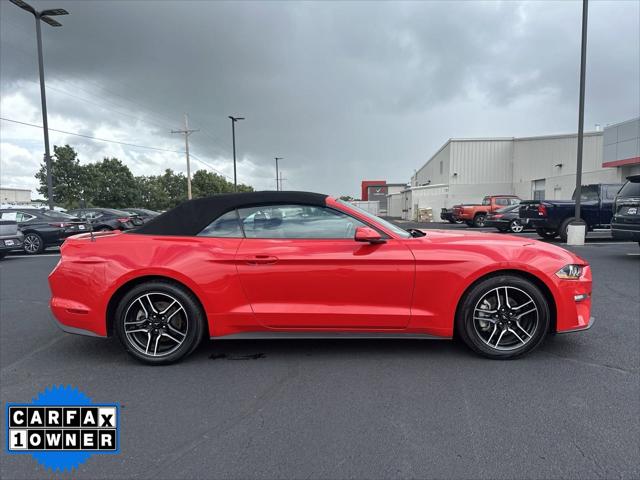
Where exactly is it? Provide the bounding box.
[519,183,623,241]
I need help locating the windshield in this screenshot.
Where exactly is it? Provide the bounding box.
[619,180,640,197]
[337,199,411,238]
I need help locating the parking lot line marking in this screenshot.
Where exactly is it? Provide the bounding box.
[8,253,61,258]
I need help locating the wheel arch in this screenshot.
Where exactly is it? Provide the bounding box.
[106,275,209,337]
[453,269,557,336]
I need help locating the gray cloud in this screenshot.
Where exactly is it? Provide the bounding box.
[1,0,638,197]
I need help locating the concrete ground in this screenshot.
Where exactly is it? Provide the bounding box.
[1,225,638,479]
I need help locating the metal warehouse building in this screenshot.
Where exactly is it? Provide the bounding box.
[389,117,640,220]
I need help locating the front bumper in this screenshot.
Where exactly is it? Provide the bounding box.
[554,266,593,333]
[556,316,595,334]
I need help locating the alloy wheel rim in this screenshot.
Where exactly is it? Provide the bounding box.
[473,286,538,351]
[123,292,188,357]
[24,235,40,253]
[511,221,524,233]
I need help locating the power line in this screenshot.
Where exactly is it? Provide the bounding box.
[1,116,236,181]
[0,117,183,153]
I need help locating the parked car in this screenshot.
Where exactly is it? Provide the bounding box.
[611,175,640,246]
[122,208,160,224]
[49,191,592,365]
[453,195,521,227]
[519,184,623,241]
[440,206,463,224]
[0,209,88,254]
[66,208,138,231]
[484,205,530,233]
[0,219,23,259]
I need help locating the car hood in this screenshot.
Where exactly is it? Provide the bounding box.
[414,229,585,264]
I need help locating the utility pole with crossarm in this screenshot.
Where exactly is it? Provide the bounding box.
[171,114,199,200]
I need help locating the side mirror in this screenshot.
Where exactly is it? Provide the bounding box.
[354,226,385,244]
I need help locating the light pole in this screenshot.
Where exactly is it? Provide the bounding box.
[228,116,244,192]
[274,157,283,190]
[10,0,69,210]
[568,0,589,245]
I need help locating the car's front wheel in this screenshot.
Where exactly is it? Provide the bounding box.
[115,281,205,364]
[456,275,550,359]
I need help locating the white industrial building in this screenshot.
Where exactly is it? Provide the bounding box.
[388,117,640,220]
[0,187,31,204]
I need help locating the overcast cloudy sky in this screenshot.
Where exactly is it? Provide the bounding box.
[1,0,639,198]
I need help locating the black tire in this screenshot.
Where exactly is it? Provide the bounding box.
[23,233,44,255]
[0,252,7,260]
[509,219,525,234]
[465,221,474,227]
[456,274,550,359]
[455,219,464,224]
[536,227,558,240]
[497,227,509,233]
[473,214,487,228]
[115,281,205,365]
[447,219,457,224]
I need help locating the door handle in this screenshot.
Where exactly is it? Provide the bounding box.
[244,255,279,265]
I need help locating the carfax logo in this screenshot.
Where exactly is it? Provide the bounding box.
[5,385,119,472]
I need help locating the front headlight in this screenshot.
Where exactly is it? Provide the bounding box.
[556,264,584,279]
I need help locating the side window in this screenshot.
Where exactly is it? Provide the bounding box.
[482,197,491,206]
[238,204,366,239]
[604,185,620,200]
[0,211,18,221]
[20,213,35,222]
[198,210,243,238]
[495,198,508,206]
[510,198,520,205]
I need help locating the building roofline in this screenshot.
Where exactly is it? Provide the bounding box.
[603,117,640,129]
[415,131,603,175]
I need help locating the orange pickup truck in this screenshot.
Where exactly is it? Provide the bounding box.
[453,195,521,227]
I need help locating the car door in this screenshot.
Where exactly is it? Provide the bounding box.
[235,204,415,330]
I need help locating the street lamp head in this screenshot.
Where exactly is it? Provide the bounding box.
[41,8,69,16]
[9,0,35,14]
[229,116,245,122]
[40,16,63,27]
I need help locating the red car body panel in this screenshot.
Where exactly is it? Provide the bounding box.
[49,197,592,340]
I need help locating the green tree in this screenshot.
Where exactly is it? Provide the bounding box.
[35,145,86,208]
[192,170,232,197]
[83,158,139,208]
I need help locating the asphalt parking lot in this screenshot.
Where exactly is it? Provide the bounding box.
[1,224,638,480]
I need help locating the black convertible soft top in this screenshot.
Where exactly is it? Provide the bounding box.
[133,191,328,236]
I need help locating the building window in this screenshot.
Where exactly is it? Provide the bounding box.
[439,160,443,175]
[532,179,546,201]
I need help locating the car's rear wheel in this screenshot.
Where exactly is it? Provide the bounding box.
[23,233,44,254]
[509,219,524,233]
[473,214,486,228]
[115,281,205,364]
[536,227,558,239]
[456,275,550,359]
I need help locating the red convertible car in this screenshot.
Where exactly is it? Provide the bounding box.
[49,191,593,364]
